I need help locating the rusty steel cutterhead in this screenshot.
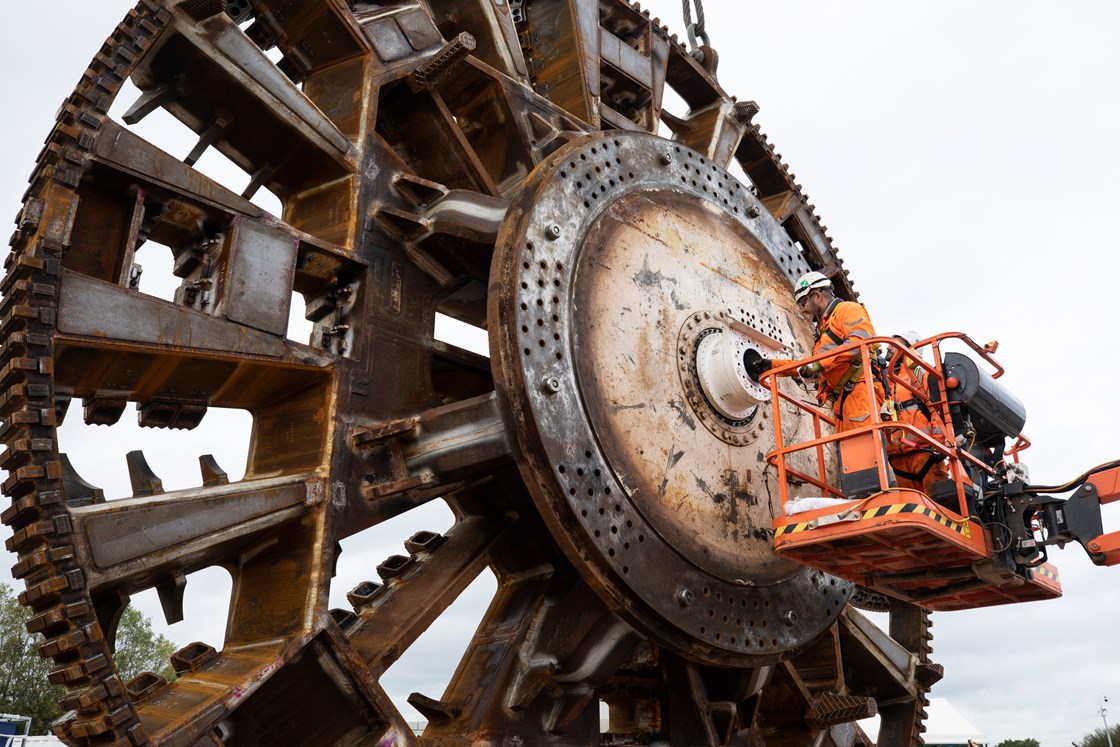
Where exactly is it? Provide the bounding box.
[489,130,851,666]
[3,1,936,744]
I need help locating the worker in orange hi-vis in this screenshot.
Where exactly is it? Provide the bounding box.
[747,271,883,433]
[747,271,886,497]
[885,330,950,495]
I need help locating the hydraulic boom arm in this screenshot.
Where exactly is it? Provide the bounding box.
[1000,464,1120,567]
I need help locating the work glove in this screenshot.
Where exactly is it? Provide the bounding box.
[797,361,823,379]
[745,356,772,380]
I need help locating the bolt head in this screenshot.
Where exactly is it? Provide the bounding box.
[781,610,798,627]
[747,205,762,218]
[543,376,561,394]
[659,151,673,165]
[546,223,562,240]
[677,588,694,607]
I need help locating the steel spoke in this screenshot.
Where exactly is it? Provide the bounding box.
[90,120,264,218]
[346,510,511,676]
[56,270,326,366]
[128,6,359,186]
[71,473,316,595]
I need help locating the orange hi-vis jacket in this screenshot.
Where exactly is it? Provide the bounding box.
[889,358,946,445]
[887,356,949,492]
[774,298,882,431]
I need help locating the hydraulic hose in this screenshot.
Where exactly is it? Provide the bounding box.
[1025,460,1120,494]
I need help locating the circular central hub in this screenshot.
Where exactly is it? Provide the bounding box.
[490,131,853,666]
[572,193,799,584]
[674,313,786,445]
[694,327,769,421]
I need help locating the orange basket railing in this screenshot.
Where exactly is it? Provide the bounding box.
[763,332,1027,521]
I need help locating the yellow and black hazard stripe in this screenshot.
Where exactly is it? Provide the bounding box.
[1032,565,1060,584]
[775,503,971,539]
[862,503,971,538]
[775,520,814,537]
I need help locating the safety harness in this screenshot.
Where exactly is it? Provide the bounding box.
[887,358,941,481]
[896,397,932,416]
[818,310,881,414]
[890,359,932,419]
[891,451,941,481]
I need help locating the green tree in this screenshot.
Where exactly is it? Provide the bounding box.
[113,605,179,683]
[1078,724,1120,747]
[996,739,1041,747]
[0,582,60,734]
[0,582,178,734]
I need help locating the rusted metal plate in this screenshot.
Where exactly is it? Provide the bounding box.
[489,130,852,666]
[78,475,312,569]
[57,271,288,357]
[215,218,298,336]
[573,190,805,582]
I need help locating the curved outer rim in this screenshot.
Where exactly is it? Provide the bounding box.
[488,130,853,667]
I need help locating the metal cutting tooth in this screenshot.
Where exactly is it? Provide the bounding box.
[198,454,228,486]
[125,450,163,497]
[60,454,104,507]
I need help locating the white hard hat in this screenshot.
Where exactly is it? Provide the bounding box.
[793,271,832,302]
[892,330,921,347]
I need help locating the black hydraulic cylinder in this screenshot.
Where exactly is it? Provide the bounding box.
[943,352,1027,445]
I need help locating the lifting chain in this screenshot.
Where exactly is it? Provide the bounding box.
[681,0,711,64]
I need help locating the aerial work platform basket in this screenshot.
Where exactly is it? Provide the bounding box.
[765,333,1062,611]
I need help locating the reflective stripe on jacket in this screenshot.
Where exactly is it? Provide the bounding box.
[813,299,876,401]
[889,360,945,446]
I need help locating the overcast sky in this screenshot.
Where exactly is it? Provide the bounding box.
[1,2,1118,745]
